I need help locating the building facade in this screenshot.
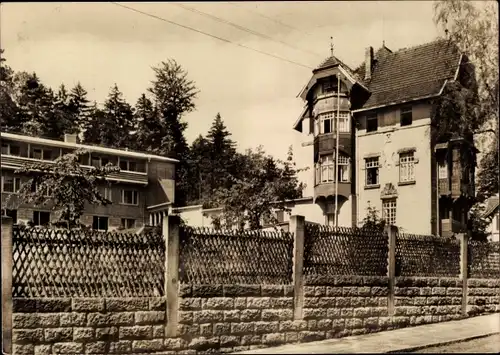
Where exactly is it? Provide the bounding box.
[1,132,177,232]
[294,39,477,235]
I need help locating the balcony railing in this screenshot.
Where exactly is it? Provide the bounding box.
[1,154,148,185]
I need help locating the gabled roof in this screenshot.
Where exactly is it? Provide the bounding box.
[354,39,462,111]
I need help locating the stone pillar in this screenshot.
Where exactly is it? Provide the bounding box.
[2,216,13,354]
[459,233,469,316]
[290,215,305,320]
[163,215,180,337]
[386,224,397,316]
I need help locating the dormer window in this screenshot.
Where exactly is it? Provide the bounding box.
[321,78,338,94]
[400,105,413,126]
[367,113,378,132]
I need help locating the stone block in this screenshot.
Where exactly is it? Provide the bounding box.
[60,313,86,327]
[241,335,261,345]
[284,285,295,296]
[438,297,453,305]
[420,287,432,296]
[188,337,220,351]
[371,307,388,317]
[351,297,365,307]
[246,297,271,309]
[231,322,255,335]
[105,298,148,312]
[13,314,60,329]
[317,319,332,330]
[446,287,463,296]
[413,297,427,306]
[261,285,285,297]
[326,286,343,296]
[37,299,72,313]
[298,331,325,342]
[395,297,413,306]
[307,320,317,330]
[213,323,230,336]
[44,328,73,343]
[378,317,391,329]
[13,329,44,344]
[193,310,223,324]
[378,297,388,307]
[336,297,350,307]
[364,317,379,329]
[92,312,135,327]
[240,309,260,322]
[327,308,341,318]
[13,344,34,355]
[285,332,299,343]
[270,297,293,309]
[109,341,132,354]
[432,287,446,296]
[439,278,459,287]
[223,284,260,297]
[262,309,293,321]
[179,284,192,297]
[192,285,223,297]
[279,320,307,332]
[135,311,165,324]
[234,297,247,309]
[345,318,363,329]
[223,310,240,322]
[263,333,285,345]
[303,308,327,320]
[203,297,234,310]
[199,323,213,337]
[304,297,320,308]
[341,308,353,317]
[34,345,52,355]
[73,327,94,341]
[119,325,153,340]
[304,286,316,297]
[220,335,240,347]
[343,287,358,296]
[52,342,84,354]
[332,319,345,330]
[153,325,164,338]
[254,321,279,334]
[72,298,104,312]
[353,307,371,318]
[392,316,410,327]
[365,297,378,307]
[149,298,166,311]
[13,299,38,313]
[318,297,337,308]
[95,327,119,341]
[132,339,164,352]
[84,341,107,354]
[179,298,201,311]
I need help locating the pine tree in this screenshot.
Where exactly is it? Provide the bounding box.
[188,135,211,203]
[82,101,106,145]
[133,93,163,152]
[69,82,90,133]
[0,49,19,132]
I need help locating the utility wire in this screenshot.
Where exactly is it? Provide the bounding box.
[112,2,314,70]
[171,2,322,58]
[228,2,315,38]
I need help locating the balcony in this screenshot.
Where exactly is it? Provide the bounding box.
[1,154,148,185]
[314,133,352,155]
[314,181,351,200]
[441,218,466,237]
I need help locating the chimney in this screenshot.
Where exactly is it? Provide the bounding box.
[64,133,78,144]
[365,46,374,81]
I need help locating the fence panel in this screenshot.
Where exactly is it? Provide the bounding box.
[303,225,389,278]
[12,226,165,298]
[468,241,500,279]
[179,226,294,284]
[396,233,460,277]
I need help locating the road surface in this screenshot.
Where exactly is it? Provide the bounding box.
[414,334,500,353]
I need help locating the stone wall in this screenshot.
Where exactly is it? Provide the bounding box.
[467,278,500,316]
[11,278,500,354]
[12,298,166,355]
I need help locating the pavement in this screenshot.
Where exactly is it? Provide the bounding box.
[234,313,500,354]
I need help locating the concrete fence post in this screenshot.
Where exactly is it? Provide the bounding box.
[163,215,180,337]
[459,233,469,317]
[290,215,305,320]
[385,224,397,317]
[2,216,13,355]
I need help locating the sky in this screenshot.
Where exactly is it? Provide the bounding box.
[1,1,442,196]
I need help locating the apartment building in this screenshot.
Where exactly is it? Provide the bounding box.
[294,39,477,235]
[1,132,177,232]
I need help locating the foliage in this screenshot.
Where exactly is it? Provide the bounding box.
[476,136,499,202]
[467,202,491,241]
[0,49,19,131]
[208,145,307,230]
[6,150,120,229]
[360,201,386,232]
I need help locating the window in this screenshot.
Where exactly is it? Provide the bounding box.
[337,154,350,182]
[338,112,350,133]
[119,159,137,172]
[33,211,50,226]
[438,158,448,179]
[121,190,139,205]
[399,152,415,183]
[1,143,8,155]
[382,199,397,226]
[319,155,335,183]
[1,176,21,193]
[400,106,413,126]
[496,214,499,231]
[91,156,109,168]
[275,210,284,224]
[92,216,109,232]
[321,78,338,94]
[121,218,136,229]
[1,209,17,223]
[320,112,334,134]
[367,113,378,132]
[365,158,379,186]
[32,148,52,160]
[104,187,112,202]
[1,143,20,156]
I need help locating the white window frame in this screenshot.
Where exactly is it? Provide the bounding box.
[1,176,21,193]
[319,155,335,183]
[91,156,109,168]
[1,143,21,156]
[366,114,378,132]
[399,152,415,182]
[400,106,413,126]
[319,112,334,134]
[92,216,109,232]
[337,112,350,133]
[382,199,397,226]
[121,218,136,229]
[104,187,112,202]
[438,159,448,179]
[337,154,350,182]
[119,159,137,172]
[33,210,51,226]
[121,189,139,206]
[32,147,52,161]
[365,158,379,186]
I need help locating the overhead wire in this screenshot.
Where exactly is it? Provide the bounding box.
[111,2,314,70]
[171,3,322,58]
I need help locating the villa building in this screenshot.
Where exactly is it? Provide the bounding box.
[1,132,177,232]
[293,39,477,235]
